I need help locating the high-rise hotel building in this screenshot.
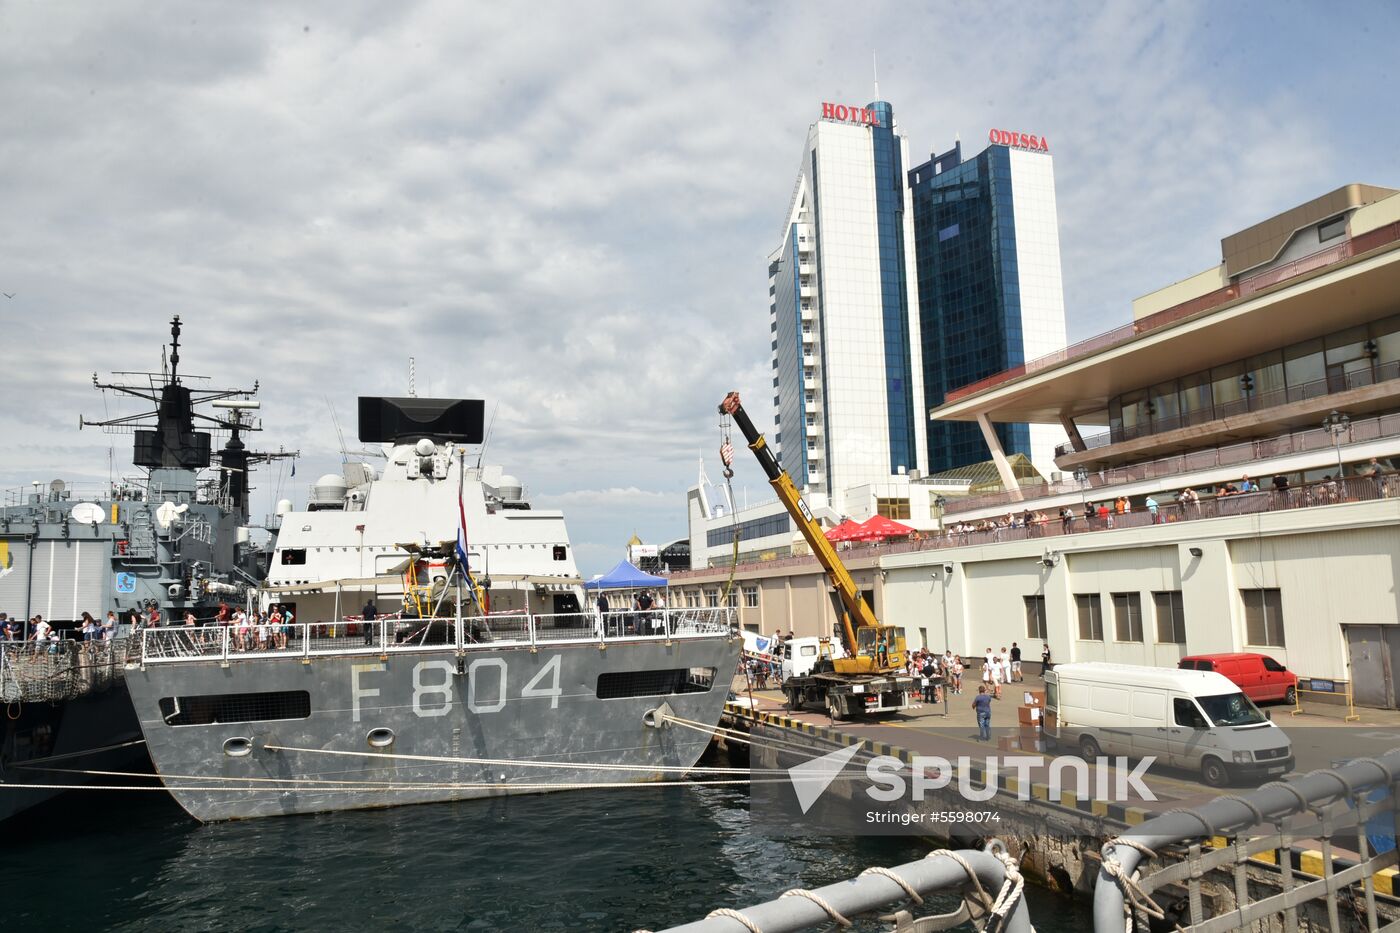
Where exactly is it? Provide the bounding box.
[769,100,927,508]
[909,137,1069,473]
[769,103,1067,498]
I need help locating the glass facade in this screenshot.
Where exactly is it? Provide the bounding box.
[910,145,1033,472]
[1104,311,1400,443]
[869,101,919,474]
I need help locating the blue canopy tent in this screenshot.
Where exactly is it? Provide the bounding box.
[583,559,667,590]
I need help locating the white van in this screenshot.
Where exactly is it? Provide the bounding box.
[1043,662,1294,787]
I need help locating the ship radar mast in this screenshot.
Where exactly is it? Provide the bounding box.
[80,315,297,517]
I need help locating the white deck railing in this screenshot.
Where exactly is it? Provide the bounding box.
[138,607,737,665]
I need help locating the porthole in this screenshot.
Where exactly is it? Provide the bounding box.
[367,727,395,748]
[222,736,253,758]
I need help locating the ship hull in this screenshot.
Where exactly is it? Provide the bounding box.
[125,633,740,822]
[0,683,148,822]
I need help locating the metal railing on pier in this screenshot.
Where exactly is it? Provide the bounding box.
[1097,748,1400,932]
[662,749,1400,932]
[653,847,1032,933]
[138,607,737,665]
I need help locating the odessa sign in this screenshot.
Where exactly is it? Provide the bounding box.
[989,129,1049,152]
[822,102,880,127]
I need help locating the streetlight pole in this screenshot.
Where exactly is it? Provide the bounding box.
[1322,409,1351,478]
[933,563,952,717]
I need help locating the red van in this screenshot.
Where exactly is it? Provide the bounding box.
[1178,653,1297,704]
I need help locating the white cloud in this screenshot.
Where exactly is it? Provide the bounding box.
[1,2,1395,573]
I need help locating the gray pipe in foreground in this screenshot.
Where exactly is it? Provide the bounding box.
[1093,748,1400,931]
[657,849,1030,933]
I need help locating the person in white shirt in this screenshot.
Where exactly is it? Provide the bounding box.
[30,616,52,642]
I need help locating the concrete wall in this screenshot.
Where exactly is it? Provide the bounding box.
[1352,192,1400,238]
[879,497,1400,686]
[1132,264,1228,320]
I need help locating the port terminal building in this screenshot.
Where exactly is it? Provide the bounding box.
[676,184,1400,706]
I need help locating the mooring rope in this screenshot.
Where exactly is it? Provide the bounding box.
[0,767,789,790]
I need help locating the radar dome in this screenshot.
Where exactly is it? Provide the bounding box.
[275,498,294,516]
[309,474,349,510]
[414,438,436,457]
[496,474,523,502]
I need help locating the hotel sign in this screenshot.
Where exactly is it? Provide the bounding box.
[822,102,880,127]
[989,129,1049,152]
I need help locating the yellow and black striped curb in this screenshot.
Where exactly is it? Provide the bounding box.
[1203,837,1400,898]
[724,702,1154,826]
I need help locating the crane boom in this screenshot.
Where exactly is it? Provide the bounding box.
[718,392,885,662]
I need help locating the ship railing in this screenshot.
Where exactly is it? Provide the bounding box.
[138,608,738,665]
[2,637,131,701]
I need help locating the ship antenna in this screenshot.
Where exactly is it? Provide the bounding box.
[872,50,880,100]
[325,395,349,463]
[408,357,416,398]
[169,314,182,383]
[474,401,499,469]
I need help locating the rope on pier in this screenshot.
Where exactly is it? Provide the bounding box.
[704,908,763,933]
[660,711,864,764]
[857,865,923,905]
[780,888,851,927]
[1098,837,1176,932]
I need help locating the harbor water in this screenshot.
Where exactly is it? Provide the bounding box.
[4,781,1085,931]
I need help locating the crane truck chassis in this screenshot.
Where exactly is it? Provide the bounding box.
[718,391,917,721]
[783,670,916,720]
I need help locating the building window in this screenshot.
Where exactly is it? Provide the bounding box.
[1153,591,1185,644]
[1075,594,1103,641]
[706,590,720,609]
[1318,215,1346,242]
[876,497,911,520]
[726,588,739,609]
[1023,595,1047,639]
[1112,592,1144,642]
[742,585,758,609]
[1242,588,1285,646]
[686,590,699,609]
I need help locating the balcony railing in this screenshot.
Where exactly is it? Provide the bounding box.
[1061,360,1400,455]
[944,410,1400,517]
[942,220,1400,406]
[675,474,1396,580]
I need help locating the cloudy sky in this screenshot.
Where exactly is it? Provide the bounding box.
[2,2,1397,575]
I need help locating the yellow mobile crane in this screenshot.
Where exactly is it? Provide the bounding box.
[718,392,916,720]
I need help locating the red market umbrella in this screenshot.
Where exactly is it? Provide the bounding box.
[850,514,915,541]
[824,519,863,542]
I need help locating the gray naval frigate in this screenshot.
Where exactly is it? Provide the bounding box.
[0,316,288,821]
[124,396,740,821]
